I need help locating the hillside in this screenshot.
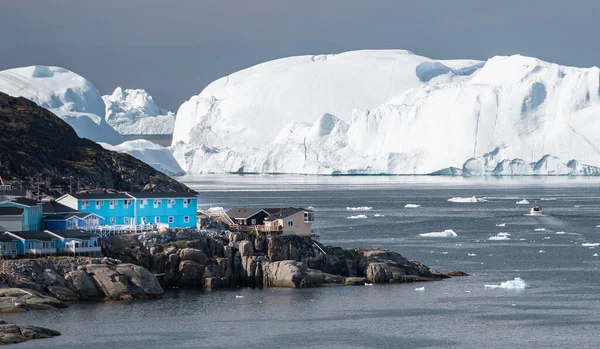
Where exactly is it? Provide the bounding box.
[0,92,192,197]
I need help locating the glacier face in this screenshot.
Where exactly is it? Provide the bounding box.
[99,140,184,176]
[172,50,600,175]
[103,87,175,135]
[0,66,125,145]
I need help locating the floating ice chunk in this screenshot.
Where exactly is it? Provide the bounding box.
[497,232,511,236]
[415,286,425,291]
[419,229,458,238]
[519,238,527,241]
[543,236,551,240]
[555,231,567,235]
[347,206,373,211]
[484,277,529,289]
[347,214,368,219]
[307,206,314,209]
[404,204,421,208]
[442,251,449,254]
[236,295,244,299]
[468,253,477,256]
[364,283,374,286]
[593,253,599,257]
[574,205,581,208]
[495,223,506,227]
[489,234,511,241]
[540,198,557,201]
[448,196,487,203]
[373,214,385,217]
[516,199,530,205]
[582,243,600,247]
[538,250,546,253]
[534,228,546,232]
[207,206,224,211]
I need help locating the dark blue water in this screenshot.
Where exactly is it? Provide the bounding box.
[7,176,600,348]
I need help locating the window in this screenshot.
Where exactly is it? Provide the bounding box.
[183,198,191,208]
[67,218,77,229]
[124,217,130,225]
[109,200,115,209]
[154,216,160,223]
[304,212,314,223]
[42,241,54,249]
[140,199,146,209]
[123,200,132,209]
[183,216,190,223]
[95,200,101,209]
[287,220,294,227]
[167,199,175,208]
[110,217,116,225]
[154,199,161,208]
[81,200,89,209]
[168,216,174,224]
[251,219,257,225]
[141,217,147,224]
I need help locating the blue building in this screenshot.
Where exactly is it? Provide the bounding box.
[3,229,100,257]
[56,192,197,228]
[0,197,43,231]
[4,230,58,257]
[44,230,101,255]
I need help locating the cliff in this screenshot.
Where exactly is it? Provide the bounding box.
[0,92,192,197]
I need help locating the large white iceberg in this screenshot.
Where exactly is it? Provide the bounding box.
[171,50,600,175]
[419,229,458,238]
[0,66,124,145]
[103,87,175,135]
[99,140,184,176]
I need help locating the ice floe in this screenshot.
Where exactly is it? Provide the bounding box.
[540,198,557,201]
[346,206,373,211]
[404,204,421,208]
[484,277,529,289]
[555,231,567,235]
[495,223,506,227]
[373,214,385,217]
[582,243,600,247]
[593,253,599,257]
[489,234,511,241]
[448,196,487,203]
[468,253,477,256]
[415,287,425,291]
[538,250,546,253]
[516,199,530,205]
[534,228,546,231]
[347,214,368,219]
[419,229,458,238]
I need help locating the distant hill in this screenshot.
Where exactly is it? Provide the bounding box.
[0,92,193,197]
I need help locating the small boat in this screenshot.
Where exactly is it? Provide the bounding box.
[530,202,542,215]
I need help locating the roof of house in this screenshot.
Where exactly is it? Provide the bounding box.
[0,232,15,242]
[0,197,41,207]
[43,213,85,221]
[0,207,24,216]
[126,192,197,199]
[0,189,31,197]
[264,207,312,220]
[70,193,131,200]
[7,230,54,241]
[43,201,79,214]
[226,208,268,220]
[47,230,97,239]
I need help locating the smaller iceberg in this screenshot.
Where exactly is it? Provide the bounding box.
[415,286,425,291]
[516,199,530,205]
[484,277,529,289]
[489,233,511,241]
[448,196,487,203]
[404,204,421,208]
[373,214,385,217]
[582,243,600,247]
[534,228,546,232]
[419,229,458,238]
[347,206,373,211]
[495,223,506,227]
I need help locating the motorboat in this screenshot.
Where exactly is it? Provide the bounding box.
[530,202,542,215]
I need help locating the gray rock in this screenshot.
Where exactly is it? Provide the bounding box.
[179,248,209,265]
[177,260,205,287]
[116,264,164,297]
[344,277,368,286]
[84,265,131,300]
[262,260,315,288]
[239,240,254,257]
[46,286,80,302]
[65,270,102,299]
[0,321,61,345]
[42,269,68,288]
[0,288,66,312]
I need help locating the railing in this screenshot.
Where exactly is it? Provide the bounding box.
[25,248,56,256]
[81,223,170,237]
[0,249,17,258]
[63,246,101,254]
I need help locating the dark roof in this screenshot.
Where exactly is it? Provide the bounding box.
[47,230,96,239]
[2,197,41,207]
[0,189,31,197]
[43,201,79,214]
[127,192,197,199]
[226,208,267,219]
[0,207,24,216]
[264,207,312,220]
[8,230,54,241]
[0,232,16,242]
[71,193,131,200]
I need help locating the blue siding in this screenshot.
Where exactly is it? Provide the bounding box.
[0,202,43,231]
[45,220,68,230]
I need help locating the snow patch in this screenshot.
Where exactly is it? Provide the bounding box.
[485,277,529,290]
[207,207,224,211]
[419,229,458,238]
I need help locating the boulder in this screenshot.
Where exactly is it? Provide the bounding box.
[0,288,66,312]
[42,269,69,288]
[65,270,102,299]
[0,320,61,345]
[179,248,209,265]
[365,263,391,284]
[204,277,222,289]
[46,286,80,302]
[446,270,469,277]
[239,240,254,257]
[261,260,317,288]
[84,265,131,300]
[344,277,368,286]
[116,264,164,297]
[177,260,205,287]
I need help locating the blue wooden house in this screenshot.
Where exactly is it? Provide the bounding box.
[0,197,43,231]
[4,230,58,257]
[0,232,18,258]
[56,192,197,228]
[45,230,100,255]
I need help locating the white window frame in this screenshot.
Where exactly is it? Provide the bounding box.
[183,216,190,223]
[141,217,147,224]
[140,199,146,209]
[168,216,174,224]
[123,200,130,209]
[109,200,115,209]
[154,199,161,208]
[183,198,191,208]
[287,220,294,227]
[304,212,314,223]
[124,217,130,225]
[154,216,160,223]
[110,217,116,225]
[95,200,101,209]
[167,199,175,208]
[251,219,257,225]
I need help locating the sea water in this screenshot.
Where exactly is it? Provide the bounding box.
[7,176,600,348]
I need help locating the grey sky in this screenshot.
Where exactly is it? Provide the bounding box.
[1,0,599,111]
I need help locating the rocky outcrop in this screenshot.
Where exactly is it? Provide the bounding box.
[0,320,61,345]
[0,288,66,312]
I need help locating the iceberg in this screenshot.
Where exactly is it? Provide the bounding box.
[485,277,529,289]
[404,204,421,208]
[448,196,487,203]
[172,50,600,176]
[346,206,373,211]
[347,214,368,219]
[534,228,546,232]
[516,199,530,205]
[0,66,124,145]
[373,214,385,217]
[488,234,511,241]
[582,243,600,247]
[99,140,184,176]
[103,87,176,135]
[419,229,458,238]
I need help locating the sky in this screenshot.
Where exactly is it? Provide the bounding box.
[1,0,599,111]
